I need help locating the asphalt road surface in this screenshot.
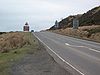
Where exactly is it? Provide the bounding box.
[33,31,100,75]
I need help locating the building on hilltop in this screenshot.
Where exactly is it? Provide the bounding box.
[23,22,30,32]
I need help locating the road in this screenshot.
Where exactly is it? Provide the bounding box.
[33,31,100,75]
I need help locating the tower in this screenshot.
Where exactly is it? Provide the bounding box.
[54,20,59,29]
[23,22,29,31]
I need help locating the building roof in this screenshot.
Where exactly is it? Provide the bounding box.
[25,22,28,25]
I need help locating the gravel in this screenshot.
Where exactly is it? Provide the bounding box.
[10,43,71,75]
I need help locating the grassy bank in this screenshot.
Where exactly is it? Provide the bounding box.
[50,25,100,43]
[0,32,38,75]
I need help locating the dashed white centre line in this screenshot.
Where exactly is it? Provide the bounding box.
[65,43,100,53]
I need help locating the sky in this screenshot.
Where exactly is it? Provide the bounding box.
[0,0,100,32]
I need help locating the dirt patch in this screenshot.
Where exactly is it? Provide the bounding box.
[10,43,71,75]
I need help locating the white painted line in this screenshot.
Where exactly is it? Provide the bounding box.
[65,43,100,53]
[65,43,70,46]
[88,48,100,53]
[65,43,84,47]
[33,33,84,75]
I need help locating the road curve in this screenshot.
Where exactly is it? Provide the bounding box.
[33,31,100,75]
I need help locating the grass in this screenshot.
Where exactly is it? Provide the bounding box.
[87,28,100,37]
[0,32,39,75]
[50,25,100,43]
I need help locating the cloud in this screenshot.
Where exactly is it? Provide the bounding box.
[0,0,99,31]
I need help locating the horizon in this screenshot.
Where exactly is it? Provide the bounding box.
[0,0,99,32]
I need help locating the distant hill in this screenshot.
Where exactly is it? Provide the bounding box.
[50,6,100,30]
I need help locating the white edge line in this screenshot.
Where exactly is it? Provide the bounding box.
[65,43,100,53]
[33,33,84,75]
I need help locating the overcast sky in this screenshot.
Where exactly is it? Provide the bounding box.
[0,0,99,32]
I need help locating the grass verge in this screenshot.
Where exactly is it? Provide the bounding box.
[0,32,38,75]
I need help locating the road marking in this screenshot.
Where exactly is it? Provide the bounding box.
[88,48,100,53]
[65,43,70,46]
[65,43,100,53]
[33,33,84,75]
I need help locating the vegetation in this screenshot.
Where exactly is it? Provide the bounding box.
[50,25,100,42]
[0,32,6,35]
[50,6,100,30]
[79,6,100,26]
[49,6,100,42]
[87,28,100,37]
[0,32,39,75]
[50,15,82,30]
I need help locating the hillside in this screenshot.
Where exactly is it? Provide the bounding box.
[50,6,100,30]
[49,6,100,43]
[79,6,100,26]
[50,15,82,30]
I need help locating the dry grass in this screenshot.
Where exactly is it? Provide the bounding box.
[0,32,31,53]
[0,32,38,75]
[51,25,100,42]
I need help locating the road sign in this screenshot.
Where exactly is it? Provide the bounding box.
[73,19,79,29]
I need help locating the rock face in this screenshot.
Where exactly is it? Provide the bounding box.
[50,6,100,30]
